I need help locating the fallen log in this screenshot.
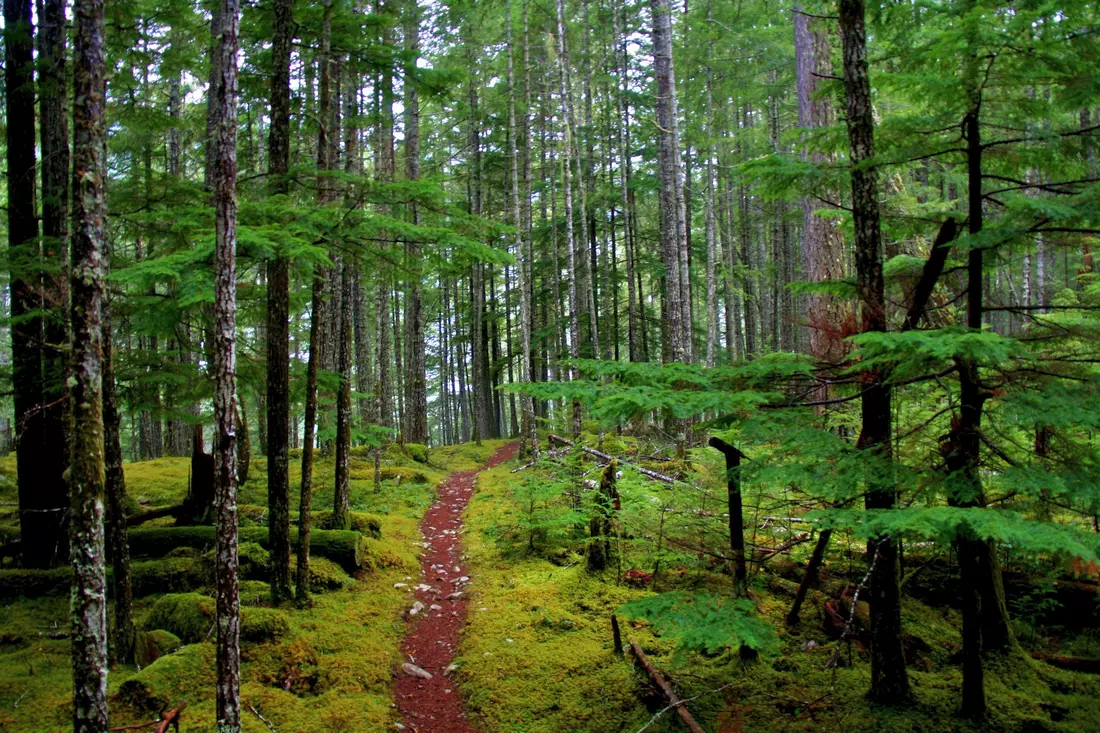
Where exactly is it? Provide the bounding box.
[1031,652,1100,674]
[127,526,376,573]
[548,434,681,485]
[629,642,706,733]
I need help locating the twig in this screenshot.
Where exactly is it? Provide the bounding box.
[825,542,883,674]
[636,680,737,733]
[247,705,279,732]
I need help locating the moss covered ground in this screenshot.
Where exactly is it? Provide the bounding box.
[0,440,502,732]
[453,437,1100,733]
[2,436,1098,731]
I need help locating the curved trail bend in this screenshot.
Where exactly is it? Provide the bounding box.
[396,442,518,733]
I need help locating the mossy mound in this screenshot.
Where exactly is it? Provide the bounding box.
[119,642,215,711]
[293,556,355,592]
[134,629,182,668]
[312,510,383,537]
[142,593,290,644]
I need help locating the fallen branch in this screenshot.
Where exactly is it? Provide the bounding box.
[247,704,279,732]
[548,434,682,485]
[153,701,187,733]
[109,701,187,733]
[629,642,706,733]
[754,532,812,562]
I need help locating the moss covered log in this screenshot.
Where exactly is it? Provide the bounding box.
[127,526,379,572]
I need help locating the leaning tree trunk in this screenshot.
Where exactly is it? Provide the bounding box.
[70,0,110,725]
[839,0,910,704]
[265,0,293,604]
[210,0,242,728]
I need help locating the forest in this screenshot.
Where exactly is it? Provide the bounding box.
[1,0,1100,730]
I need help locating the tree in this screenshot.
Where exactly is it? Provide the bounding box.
[6,0,67,569]
[209,0,242,727]
[266,0,294,604]
[69,0,110,726]
[838,0,910,703]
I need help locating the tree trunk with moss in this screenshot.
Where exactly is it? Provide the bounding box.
[69,0,110,726]
[210,0,242,727]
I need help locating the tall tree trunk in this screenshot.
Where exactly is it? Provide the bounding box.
[403,0,429,444]
[704,0,719,367]
[795,6,846,366]
[104,288,135,666]
[839,0,909,704]
[38,0,71,549]
[613,0,638,363]
[651,0,689,364]
[210,0,242,727]
[333,261,353,528]
[266,0,293,604]
[70,0,110,724]
[7,0,63,568]
[555,0,584,437]
[296,273,323,605]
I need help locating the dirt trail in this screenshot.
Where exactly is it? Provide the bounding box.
[395,442,518,733]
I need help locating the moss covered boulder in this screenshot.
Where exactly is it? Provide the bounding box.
[134,629,181,668]
[142,593,290,644]
[119,643,215,711]
[312,510,383,537]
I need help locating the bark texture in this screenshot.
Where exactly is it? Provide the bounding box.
[69,0,110,725]
[210,0,242,727]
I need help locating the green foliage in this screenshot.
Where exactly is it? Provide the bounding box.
[619,592,778,657]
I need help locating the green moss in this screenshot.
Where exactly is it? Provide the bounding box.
[312,510,384,537]
[119,642,215,711]
[142,593,289,644]
[134,629,182,668]
[0,556,211,600]
[291,556,355,592]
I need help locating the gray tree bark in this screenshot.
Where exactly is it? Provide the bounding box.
[70,0,110,724]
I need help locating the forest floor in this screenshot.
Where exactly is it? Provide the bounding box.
[1,435,1099,732]
[395,441,518,733]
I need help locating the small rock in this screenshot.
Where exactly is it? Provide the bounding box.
[506,638,514,643]
[430,604,443,611]
[402,663,432,680]
[393,583,408,589]
[409,601,425,616]
[444,662,460,675]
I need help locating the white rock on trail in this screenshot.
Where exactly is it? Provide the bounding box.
[402,662,433,680]
[409,601,425,616]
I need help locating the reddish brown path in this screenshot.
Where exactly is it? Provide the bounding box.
[396,442,518,733]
